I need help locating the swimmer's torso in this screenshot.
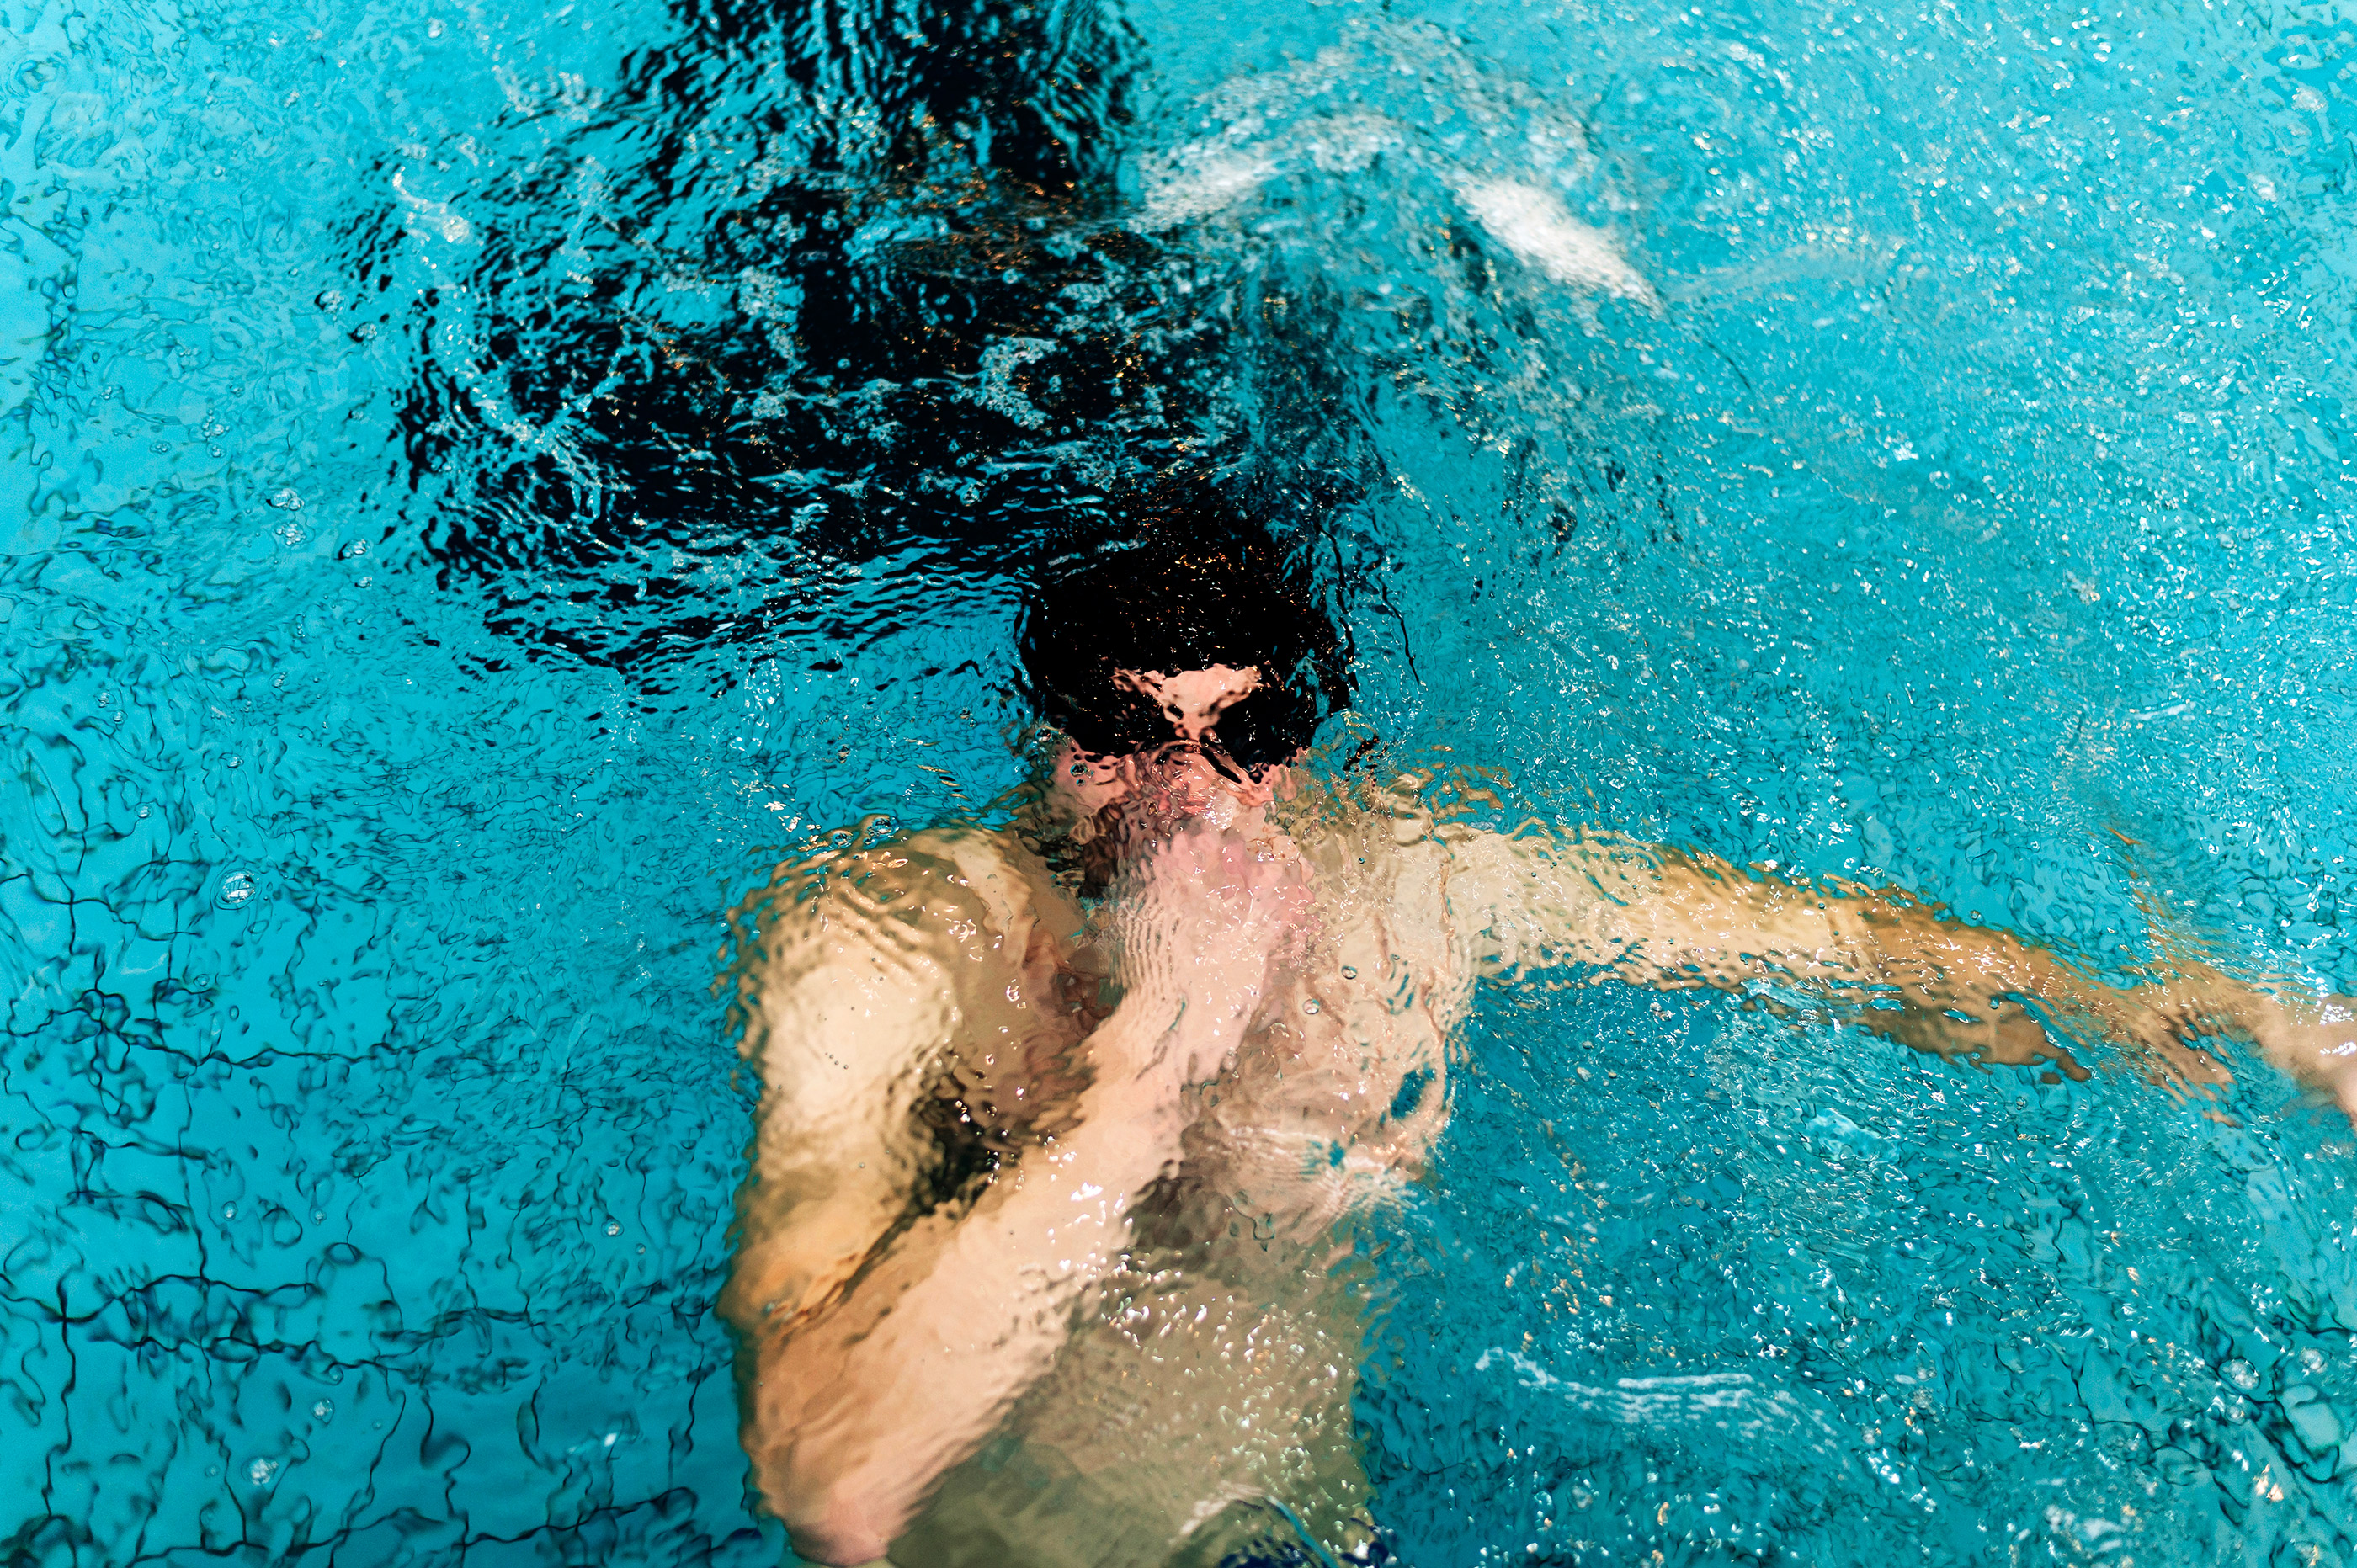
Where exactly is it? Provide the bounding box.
[728,800,1520,1566]
[886,810,1470,1243]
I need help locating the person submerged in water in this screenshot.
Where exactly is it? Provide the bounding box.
[719,482,2357,1568]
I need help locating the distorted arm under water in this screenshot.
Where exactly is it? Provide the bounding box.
[1415,796,2357,1112]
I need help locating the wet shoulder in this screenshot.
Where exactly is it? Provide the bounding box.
[749,824,1084,970]
[1281,785,1621,992]
[736,823,1102,1140]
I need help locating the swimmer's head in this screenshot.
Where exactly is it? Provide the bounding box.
[1018,481,1351,794]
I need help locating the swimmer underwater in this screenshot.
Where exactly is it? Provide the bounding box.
[717,481,2357,1568]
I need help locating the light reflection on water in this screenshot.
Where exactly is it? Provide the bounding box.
[7,0,2357,1560]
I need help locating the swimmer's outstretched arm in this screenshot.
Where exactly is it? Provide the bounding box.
[1437,822,2357,1111]
[740,826,1294,1566]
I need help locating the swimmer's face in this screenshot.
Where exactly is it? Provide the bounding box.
[1045,664,1294,832]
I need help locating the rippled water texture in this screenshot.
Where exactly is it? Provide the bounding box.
[11,0,2357,1560]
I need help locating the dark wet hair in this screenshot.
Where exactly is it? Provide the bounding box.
[1018,481,1352,777]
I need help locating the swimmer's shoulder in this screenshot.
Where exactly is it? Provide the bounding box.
[752,821,1088,970]
[1282,779,1639,980]
[902,824,1088,949]
[1296,773,1651,885]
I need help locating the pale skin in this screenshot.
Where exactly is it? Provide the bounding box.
[721,665,2357,1568]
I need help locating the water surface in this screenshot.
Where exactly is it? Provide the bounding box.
[8,0,2357,1560]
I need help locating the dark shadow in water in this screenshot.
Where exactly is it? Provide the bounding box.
[340,0,1388,707]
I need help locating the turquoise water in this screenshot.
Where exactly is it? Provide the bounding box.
[9,0,2357,1560]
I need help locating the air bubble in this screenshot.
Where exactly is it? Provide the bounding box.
[268,489,303,510]
[1302,998,1322,1014]
[606,1221,621,1236]
[217,871,258,908]
[247,1458,277,1486]
[312,1400,333,1421]
[221,1204,237,1220]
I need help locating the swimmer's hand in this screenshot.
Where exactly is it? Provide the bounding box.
[2008,965,2357,1119]
[1104,819,1312,1087]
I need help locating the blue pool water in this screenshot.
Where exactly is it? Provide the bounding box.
[9,0,2357,1560]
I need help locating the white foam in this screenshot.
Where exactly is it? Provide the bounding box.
[1134,114,1403,231]
[973,337,1060,429]
[1135,146,1281,230]
[1475,1347,1842,1445]
[391,171,473,245]
[1455,178,1656,306]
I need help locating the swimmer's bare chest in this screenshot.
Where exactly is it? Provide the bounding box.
[929,827,1457,1216]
